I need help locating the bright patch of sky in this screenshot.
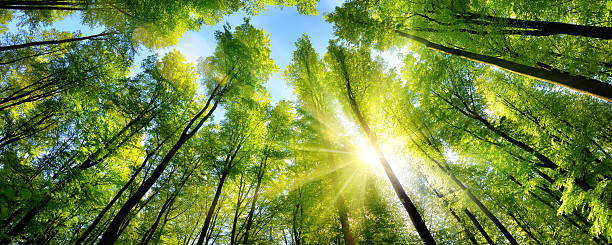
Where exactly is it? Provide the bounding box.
[7,0,417,122]
[8,0,411,105]
[151,1,344,104]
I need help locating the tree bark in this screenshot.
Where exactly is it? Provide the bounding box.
[242,153,268,245]
[0,31,115,52]
[140,169,192,245]
[433,91,594,191]
[230,174,248,245]
[336,195,355,245]
[459,12,612,39]
[74,149,154,244]
[464,209,496,245]
[196,143,242,245]
[430,188,478,245]
[98,84,222,244]
[396,119,519,245]
[331,45,437,245]
[395,30,612,102]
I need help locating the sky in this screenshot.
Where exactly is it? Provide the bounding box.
[6,0,410,126]
[8,0,407,104]
[154,1,344,104]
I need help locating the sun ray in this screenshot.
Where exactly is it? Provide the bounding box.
[335,167,358,200]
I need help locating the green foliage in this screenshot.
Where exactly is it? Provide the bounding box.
[1,0,611,244]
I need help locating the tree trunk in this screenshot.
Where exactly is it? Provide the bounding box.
[432,155,518,245]
[0,5,85,10]
[464,209,496,245]
[398,121,518,245]
[336,195,355,245]
[0,31,115,52]
[98,85,222,244]
[230,174,247,245]
[430,188,478,245]
[332,45,437,245]
[506,210,543,245]
[451,210,478,245]
[460,12,612,39]
[395,30,612,102]
[74,149,154,244]
[197,143,242,245]
[242,153,267,245]
[433,92,594,190]
[197,172,227,245]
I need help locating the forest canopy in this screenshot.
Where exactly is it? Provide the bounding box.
[0,0,610,244]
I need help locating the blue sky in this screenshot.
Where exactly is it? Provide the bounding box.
[155,1,344,103]
[9,0,407,104]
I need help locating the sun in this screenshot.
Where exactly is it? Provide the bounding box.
[355,138,379,168]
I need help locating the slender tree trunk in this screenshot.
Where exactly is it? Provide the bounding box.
[0,47,65,66]
[205,198,224,245]
[460,12,612,39]
[230,174,247,245]
[430,154,518,245]
[197,143,241,245]
[74,150,153,244]
[98,85,222,244]
[0,0,83,8]
[396,119,518,245]
[78,100,159,169]
[336,195,355,245]
[451,210,478,245]
[332,46,437,245]
[506,210,543,245]
[242,154,267,245]
[430,188,478,245]
[464,209,496,245]
[433,91,594,190]
[292,202,301,245]
[395,30,612,101]
[140,192,176,245]
[140,165,195,245]
[0,31,115,52]
[0,5,85,10]
[197,171,227,245]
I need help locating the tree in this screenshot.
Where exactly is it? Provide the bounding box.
[327,0,612,101]
[325,42,437,244]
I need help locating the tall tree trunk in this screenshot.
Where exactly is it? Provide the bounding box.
[459,12,612,39]
[242,153,268,244]
[196,143,241,245]
[291,198,302,245]
[0,5,85,10]
[451,210,478,245]
[0,31,116,52]
[98,85,222,244]
[230,174,247,245]
[74,148,155,244]
[394,116,519,245]
[463,209,496,245]
[506,210,543,245]
[0,47,65,66]
[198,173,227,245]
[422,147,518,245]
[0,0,84,10]
[332,46,437,245]
[395,30,612,101]
[336,195,355,245]
[433,91,594,190]
[430,188,478,245]
[140,164,195,245]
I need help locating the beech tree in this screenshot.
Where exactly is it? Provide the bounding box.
[1,0,611,244]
